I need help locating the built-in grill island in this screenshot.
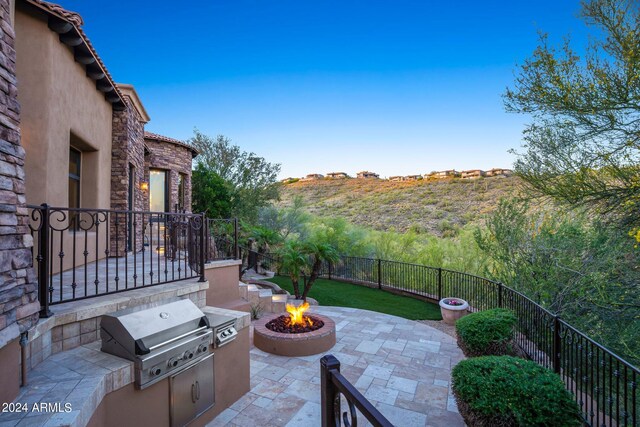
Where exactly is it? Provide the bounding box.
[100,299,213,390]
[100,299,239,426]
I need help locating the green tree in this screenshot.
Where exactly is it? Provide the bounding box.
[191,163,232,218]
[475,199,640,365]
[505,0,640,229]
[189,129,281,222]
[257,196,310,240]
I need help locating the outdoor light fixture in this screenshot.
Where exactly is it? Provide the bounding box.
[140,181,149,191]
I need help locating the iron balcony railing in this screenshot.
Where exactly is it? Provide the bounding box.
[321,355,393,427]
[254,251,638,427]
[27,204,238,317]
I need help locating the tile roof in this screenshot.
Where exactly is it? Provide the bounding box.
[24,0,125,108]
[144,131,200,157]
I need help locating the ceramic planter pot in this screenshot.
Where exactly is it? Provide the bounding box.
[439,298,469,325]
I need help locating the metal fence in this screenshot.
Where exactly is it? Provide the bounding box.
[27,204,238,316]
[263,252,638,426]
[321,355,393,427]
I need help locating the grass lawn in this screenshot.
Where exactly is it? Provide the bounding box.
[267,276,442,321]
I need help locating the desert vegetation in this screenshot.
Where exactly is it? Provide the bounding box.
[278,176,520,235]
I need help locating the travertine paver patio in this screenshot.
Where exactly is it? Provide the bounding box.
[208,306,466,427]
[46,249,198,303]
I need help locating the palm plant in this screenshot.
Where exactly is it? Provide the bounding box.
[277,239,339,301]
[278,240,307,298]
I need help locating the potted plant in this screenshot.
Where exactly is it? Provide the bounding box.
[439,297,469,325]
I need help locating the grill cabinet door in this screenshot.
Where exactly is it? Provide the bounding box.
[170,354,214,426]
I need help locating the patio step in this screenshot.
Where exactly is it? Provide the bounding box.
[238,282,248,299]
[238,281,289,315]
[217,298,251,313]
[257,289,273,313]
[246,284,261,305]
[271,294,287,314]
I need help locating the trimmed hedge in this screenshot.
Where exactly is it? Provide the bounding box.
[452,356,582,427]
[456,308,517,357]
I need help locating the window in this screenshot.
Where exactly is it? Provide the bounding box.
[178,173,186,211]
[149,169,168,212]
[69,148,81,227]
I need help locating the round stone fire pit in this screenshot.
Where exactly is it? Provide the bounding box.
[253,312,336,357]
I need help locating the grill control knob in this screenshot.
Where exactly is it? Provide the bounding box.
[197,344,208,354]
[150,367,162,376]
[168,357,180,368]
[183,350,194,360]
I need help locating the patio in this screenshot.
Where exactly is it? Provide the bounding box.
[44,249,199,304]
[208,306,465,427]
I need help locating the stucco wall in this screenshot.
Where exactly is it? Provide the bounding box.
[15,5,112,208]
[14,4,114,271]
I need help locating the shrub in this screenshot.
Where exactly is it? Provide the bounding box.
[452,356,582,427]
[456,308,517,357]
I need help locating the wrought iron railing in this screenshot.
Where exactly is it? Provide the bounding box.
[27,204,238,316]
[258,252,638,427]
[321,355,393,427]
[205,218,239,261]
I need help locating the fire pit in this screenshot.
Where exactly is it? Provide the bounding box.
[254,302,336,357]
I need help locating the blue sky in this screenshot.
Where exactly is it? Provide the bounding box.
[63,0,589,178]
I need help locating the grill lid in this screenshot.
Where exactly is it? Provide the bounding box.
[101,299,209,357]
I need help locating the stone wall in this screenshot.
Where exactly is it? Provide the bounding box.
[110,97,145,256]
[0,0,39,346]
[144,138,193,213]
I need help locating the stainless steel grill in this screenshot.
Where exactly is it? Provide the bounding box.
[100,299,213,389]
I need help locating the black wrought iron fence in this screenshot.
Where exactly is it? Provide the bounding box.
[255,251,638,426]
[321,355,393,427]
[27,204,237,317]
[205,218,238,261]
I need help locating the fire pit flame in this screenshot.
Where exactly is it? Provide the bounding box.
[285,302,313,327]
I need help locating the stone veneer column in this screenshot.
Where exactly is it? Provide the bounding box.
[0,0,39,403]
[110,97,145,256]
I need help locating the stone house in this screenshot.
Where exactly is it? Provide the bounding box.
[300,173,324,181]
[461,169,486,179]
[425,170,459,179]
[485,168,513,177]
[326,172,348,179]
[0,2,251,425]
[356,170,379,179]
[404,174,422,181]
[388,175,403,182]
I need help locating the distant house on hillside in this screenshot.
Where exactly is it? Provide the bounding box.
[425,170,459,179]
[357,171,379,179]
[404,175,422,181]
[326,172,348,179]
[461,169,486,179]
[300,173,324,182]
[485,168,513,177]
[388,176,403,182]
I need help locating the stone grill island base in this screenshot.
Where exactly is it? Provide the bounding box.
[254,312,336,356]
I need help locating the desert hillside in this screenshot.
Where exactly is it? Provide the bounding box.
[278,177,521,235]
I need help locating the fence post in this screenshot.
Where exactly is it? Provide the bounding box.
[498,282,503,308]
[553,316,561,374]
[233,218,239,260]
[199,213,206,282]
[321,355,340,427]
[328,261,332,280]
[38,203,52,318]
[437,267,442,301]
[377,259,382,289]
